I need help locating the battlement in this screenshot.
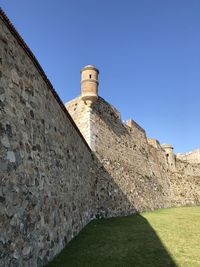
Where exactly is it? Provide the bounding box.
[147,138,161,149]
[126,119,146,134]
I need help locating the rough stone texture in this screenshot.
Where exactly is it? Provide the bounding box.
[1,8,200,267]
[67,96,200,218]
[169,159,200,206]
[65,96,93,149]
[177,148,200,164]
[67,97,171,217]
[0,13,96,267]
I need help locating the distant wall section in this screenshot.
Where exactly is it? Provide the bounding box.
[177,148,200,164]
[169,159,200,206]
[67,96,200,218]
[91,97,173,216]
[67,96,173,217]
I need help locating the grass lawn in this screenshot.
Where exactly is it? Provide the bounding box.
[46,206,200,267]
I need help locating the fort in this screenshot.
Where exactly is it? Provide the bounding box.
[0,9,200,267]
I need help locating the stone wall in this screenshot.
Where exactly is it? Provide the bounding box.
[91,98,174,216]
[0,11,96,267]
[177,148,200,164]
[65,96,93,149]
[67,97,173,217]
[169,159,200,206]
[67,96,200,218]
[1,8,200,267]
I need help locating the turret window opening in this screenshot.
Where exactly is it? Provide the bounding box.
[89,74,92,79]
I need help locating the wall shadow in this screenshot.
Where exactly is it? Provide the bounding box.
[46,214,177,267]
[45,97,177,266]
[0,8,183,267]
[46,152,177,267]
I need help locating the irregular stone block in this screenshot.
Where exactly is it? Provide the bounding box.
[7,151,16,163]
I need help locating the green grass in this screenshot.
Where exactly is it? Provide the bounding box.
[46,206,200,267]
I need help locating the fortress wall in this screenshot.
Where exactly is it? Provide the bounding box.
[1,8,200,267]
[89,97,172,216]
[169,160,200,206]
[67,95,200,218]
[176,148,200,164]
[0,14,96,267]
[176,158,200,176]
[66,96,172,217]
[65,96,92,148]
[147,143,169,179]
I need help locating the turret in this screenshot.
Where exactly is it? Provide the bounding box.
[162,144,176,169]
[81,64,99,105]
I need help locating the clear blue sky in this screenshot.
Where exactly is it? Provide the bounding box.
[1,0,200,153]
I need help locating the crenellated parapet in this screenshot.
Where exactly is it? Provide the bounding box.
[147,138,161,149]
[1,8,200,267]
[126,119,146,134]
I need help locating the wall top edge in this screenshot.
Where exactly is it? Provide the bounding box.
[0,8,92,152]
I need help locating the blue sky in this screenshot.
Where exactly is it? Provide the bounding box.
[1,0,200,152]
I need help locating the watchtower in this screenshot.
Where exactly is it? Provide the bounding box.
[162,144,176,169]
[81,64,99,105]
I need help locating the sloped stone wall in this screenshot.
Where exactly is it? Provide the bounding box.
[1,8,200,267]
[67,96,200,219]
[91,98,200,215]
[0,13,96,267]
[169,160,200,205]
[90,97,172,216]
[67,97,173,216]
[65,96,92,148]
[177,148,200,164]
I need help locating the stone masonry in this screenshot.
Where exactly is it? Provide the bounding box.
[1,9,200,267]
[0,9,96,267]
[177,148,200,164]
[66,65,200,216]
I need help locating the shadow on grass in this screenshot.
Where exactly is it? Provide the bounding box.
[46,214,177,267]
[45,98,177,267]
